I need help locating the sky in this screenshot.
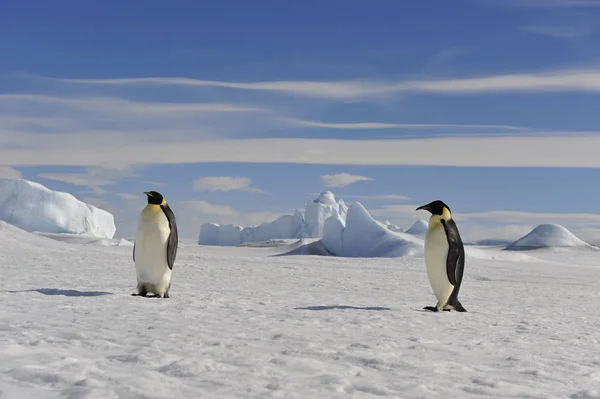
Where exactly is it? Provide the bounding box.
[2,0,600,242]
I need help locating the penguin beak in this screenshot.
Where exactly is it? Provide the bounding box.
[416,204,430,212]
[144,192,151,197]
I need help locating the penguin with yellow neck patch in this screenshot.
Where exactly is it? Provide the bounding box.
[132,191,178,298]
[416,200,467,312]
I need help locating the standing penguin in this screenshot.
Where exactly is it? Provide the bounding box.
[132,191,178,298]
[416,200,466,312]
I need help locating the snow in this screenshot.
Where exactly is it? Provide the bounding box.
[198,192,346,246]
[505,223,597,250]
[0,178,116,238]
[406,219,429,236]
[1,224,599,398]
[383,220,404,233]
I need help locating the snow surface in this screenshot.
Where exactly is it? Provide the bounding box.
[505,224,597,251]
[1,224,600,398]
[0,179,116,238]
[198,192,346,246]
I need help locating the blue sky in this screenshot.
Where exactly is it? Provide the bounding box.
[2,0,600,241]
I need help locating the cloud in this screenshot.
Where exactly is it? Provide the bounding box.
[39,67,600,100]
[282,117,529,131]
[0,166,23,179]
[173,199,284,238]
[2,134,600,168]
[371,203,600,229]
[481,0,600,8]
[192,176,265,193]
[0,94,264,115]
[38,166,138,188]
[321,172,374,188]
[345,194,410,201]
[40,76,390,101]
[521,25,594,39]
[119,193,139,201]
[183,200,238,216]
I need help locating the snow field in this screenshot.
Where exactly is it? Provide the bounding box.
[1,228,599,398]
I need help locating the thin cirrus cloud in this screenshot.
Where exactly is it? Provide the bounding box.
[39,67,600,101]
[372,204,600,230]
[281,117,530,131]
[2,134,600,168]
[481,0,600,8]
[520,25,593,39]
[192,176,265,193]
[0,94,265,115]
[320,172,374,188]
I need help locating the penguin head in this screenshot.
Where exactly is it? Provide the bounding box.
[416,200,451,217]
[144,191,165,206]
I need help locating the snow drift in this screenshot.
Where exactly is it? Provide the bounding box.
[0,178,116,238]
[198,191,346,246]
[0,220,68,250]
[505,224,595,250]
[281,202,424,258]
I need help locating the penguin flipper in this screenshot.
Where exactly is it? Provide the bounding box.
[161,203,178,270]
[441,219,465,287]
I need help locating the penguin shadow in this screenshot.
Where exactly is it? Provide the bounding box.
[8,288,113,297]
[295,305,392,311]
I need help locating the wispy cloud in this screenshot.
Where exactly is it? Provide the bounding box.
[321,173,374,188]
[40,67,600,100]
[345,194,410,201]
[38,166,137,188]
[481,0,600,8]
[372,203,600,228]
[0,166,23,179]
[40,76,390,101]
[0,94,264,115]
[282,117,530,131]
[521,24,594,39]
[192,176,265,193]
[2,134,600,168]
[118,193,139,201]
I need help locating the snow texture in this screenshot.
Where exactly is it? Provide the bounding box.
[505,223,597,250]
[0,178,116,238]
[198,191,346,246]
[1,224,599,398]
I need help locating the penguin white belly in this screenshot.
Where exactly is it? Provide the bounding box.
[424,223,454,306]
[134,206,172,294]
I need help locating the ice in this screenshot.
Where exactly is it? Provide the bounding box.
[406,219,429,236]
[198,223,243,246]
[1,222,599,398]
[198,192,346,246]
[505,223,597,250]
[285,202,425,258]
[300,191,346,238]
[0,178,116,238]
[383,220,404,233]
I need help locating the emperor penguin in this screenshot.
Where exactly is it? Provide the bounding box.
[132,191,178,298]
[416,200,466,312]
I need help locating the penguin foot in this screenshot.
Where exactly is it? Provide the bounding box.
[131,292,148,297]
[163,292,170,298]
[423,306,439,312]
